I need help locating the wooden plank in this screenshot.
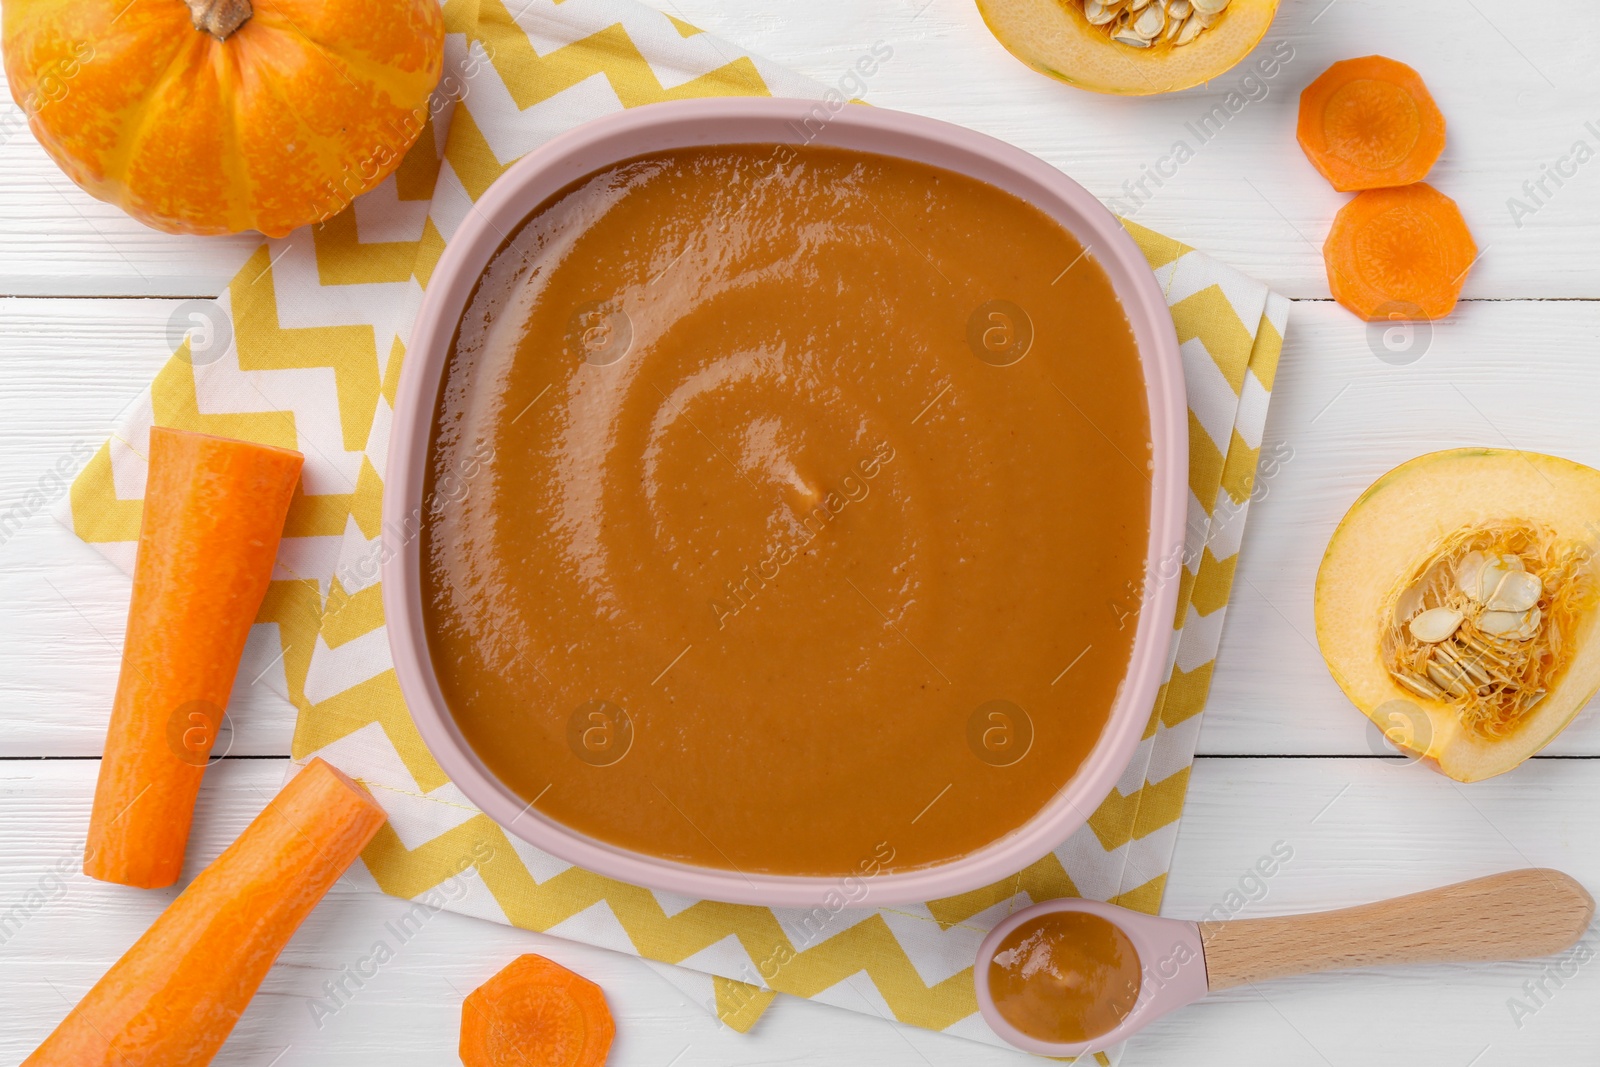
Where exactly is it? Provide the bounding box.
[1147,755,1600,1065]
[0,759,1030,1066]
[0,298,300,756]
[5,4,1598,1064]
[0,125,258,297]
[0,758,1594,1065]
[2,0,1599,297]
[1205,299,1600,756]
[662,0,1600,299]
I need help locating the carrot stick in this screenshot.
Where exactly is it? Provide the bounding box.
[460,954,616,1067]
[1323,182,1478,322]
[26,759,386,1067]
[86,427,303,889]
[1298,55,1446,191]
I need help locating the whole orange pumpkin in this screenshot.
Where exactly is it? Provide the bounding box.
[3,0,446,237]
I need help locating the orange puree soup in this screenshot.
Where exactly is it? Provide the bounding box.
[422,144,1151,876]
[988,911,1143,1043]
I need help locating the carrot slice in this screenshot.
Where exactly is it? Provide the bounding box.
[1298,56,1445,191]
[460,954,616,1067]
[1323,182,1478,321]
[26,759,386,1066]
[85,427,303,889]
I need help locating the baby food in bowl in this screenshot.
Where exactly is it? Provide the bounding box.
[388,100,1186,908]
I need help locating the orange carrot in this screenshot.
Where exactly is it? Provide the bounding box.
[26,759,386,1067]
[1323,182,1478,322]
[1298,56,1445,191]
[86,427,303,889]
[460,954,616,1067]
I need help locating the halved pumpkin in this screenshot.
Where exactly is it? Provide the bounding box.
[1316,449,1600,782]
[975,0,1280,96]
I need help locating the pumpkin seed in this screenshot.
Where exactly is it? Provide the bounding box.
[1458,656,1494,688]
[1456,550,1487,599]
[1473,560,1515,603]
[1084,0,1121,24]
[1394,582,1424,626]
[1485,569,1542,612]
[1078,0,1217,47]
[1426,660,1471,698]
[1476,610,1521,636]
[1432,642,1492,687]
[1479,607,1541,640]
[1409,606,1464,643]
[1396,672,1446,701]
[1458,632,1512,666]
[1131,4,1165,38]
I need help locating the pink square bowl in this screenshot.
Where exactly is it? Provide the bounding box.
[383,97,1187,909]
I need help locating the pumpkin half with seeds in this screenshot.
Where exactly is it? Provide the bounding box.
[1316,449,1600,782]
[975,0,1278,96]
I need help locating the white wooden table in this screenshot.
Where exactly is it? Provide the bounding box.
[4,1,1600,1063]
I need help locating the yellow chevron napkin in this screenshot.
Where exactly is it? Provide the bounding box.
[55,0,1287,1057]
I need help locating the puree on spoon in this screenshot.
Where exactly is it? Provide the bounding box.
[421,143,1150,876]
[986,910,1143,1043]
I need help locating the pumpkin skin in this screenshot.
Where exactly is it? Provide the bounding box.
[2,0,446,237]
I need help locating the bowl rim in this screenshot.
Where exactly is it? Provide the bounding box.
[383,97,1188,909]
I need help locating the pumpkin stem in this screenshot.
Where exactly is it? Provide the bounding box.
[185,0,253,39]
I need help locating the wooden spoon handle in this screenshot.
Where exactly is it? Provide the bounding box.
[1200,869,1593,991]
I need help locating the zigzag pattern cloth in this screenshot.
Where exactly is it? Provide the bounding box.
[55,0,1287,1057]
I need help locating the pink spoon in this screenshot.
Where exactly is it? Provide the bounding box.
[974,868,1594,1056]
